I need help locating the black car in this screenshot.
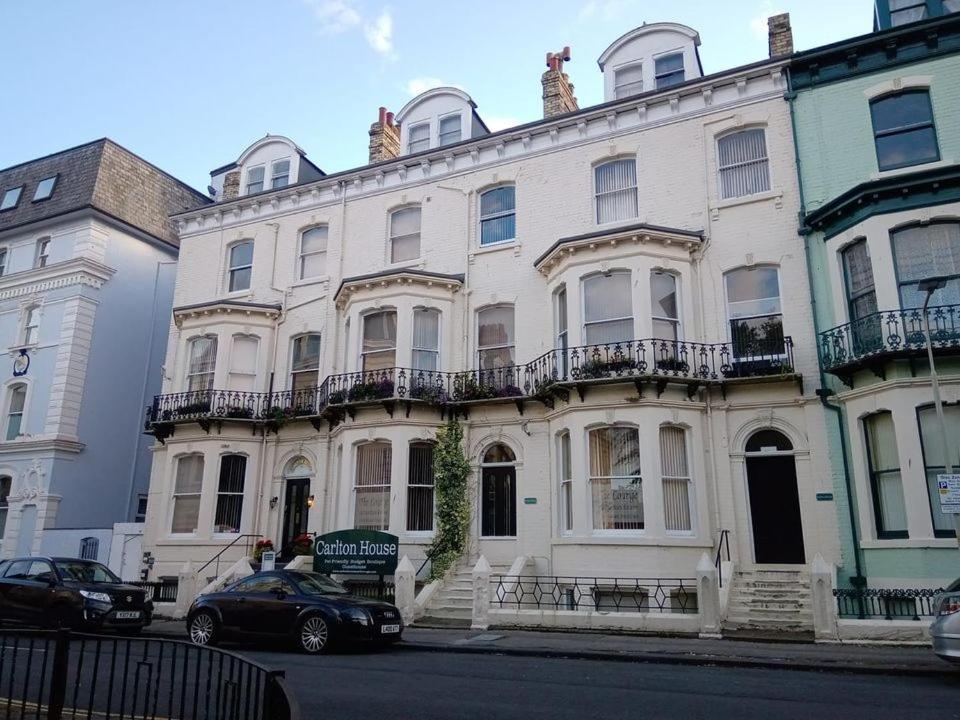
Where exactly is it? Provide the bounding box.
[186,569,402,654]
[0,556,153,632]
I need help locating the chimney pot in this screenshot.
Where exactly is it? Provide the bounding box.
[386,111,395,127]
[369,106,400,164]
[542,45,578,118]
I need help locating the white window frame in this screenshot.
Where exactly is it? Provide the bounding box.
[227,240,253,293]
[227,334,259,392]
[716,128,772,200]
[659,425,694,535]
[613,61,644,99]
[476,304,516,369]
[186,335,218,392]
[581,271,634,347]
[408,122,430,154]
[438,113,462,147]
[270,158,291,189]
[298,225,328,280]
[594,158,638,225]
[213,453,247,536]
[34,237,50,268]
[411,307,441,372]
[406,441,436,534]
[245,165,265,195]
[557,431,573,536]
[290,333,321,394]
[170,453,204,536]
[4,383,27,442]
[651,271,682,342]
[0,247,7,277]
[723,265,785,359]
[389,206,421,264]
[21,305,39,346]
[353,441,392,531]
[588,425,644,535]
[654,51,685,89]
[361,310,398,372]
[478,185,517,246]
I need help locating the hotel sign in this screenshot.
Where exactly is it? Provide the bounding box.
[313,529,399,575]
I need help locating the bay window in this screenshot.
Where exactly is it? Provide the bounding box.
[717,129,771,200]
[651,272,680,343]
[594,159,637,224]
[842,239,882,353]
[354,442,392,531]
[171,455,204,534]
[214,454,246,534]
[892,222,960,309]
[558,432,572,534]
[477,305,515,369]
[390,206,421,263]
[227,335,258,392]
[406,442,435,532]
[186,336,218,392]
[583,271,633,345]
[870,90,939,171]
[660,426,692,533]
[918,403,960,537]
[412,308,440,371]
[362,311,397,372]
[863,412,908,538]
[590,426,643,531]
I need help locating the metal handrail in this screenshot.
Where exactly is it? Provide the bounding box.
[819,302,960,373]
[196,533,261,579]
[714,529,731,588]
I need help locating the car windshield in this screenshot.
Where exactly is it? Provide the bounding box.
[948,577,960,593]
[289,571,349,595]
[54,560,121,584]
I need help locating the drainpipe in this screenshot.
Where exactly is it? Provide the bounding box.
[787,86,865,587]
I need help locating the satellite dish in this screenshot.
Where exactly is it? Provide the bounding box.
[207,185,217,197]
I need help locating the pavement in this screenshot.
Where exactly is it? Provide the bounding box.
[147,619,957,677]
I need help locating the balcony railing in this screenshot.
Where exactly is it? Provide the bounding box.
[819,304,960,379]
[145,336,796,430]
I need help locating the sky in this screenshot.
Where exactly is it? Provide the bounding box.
[0,0,873,192]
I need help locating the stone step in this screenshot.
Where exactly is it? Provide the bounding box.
[436,588,475,600]
[725,614,813,627]
[730,590,811,602]
[430,597,473,609]
[414,615,472,629]
[419,606,473,620]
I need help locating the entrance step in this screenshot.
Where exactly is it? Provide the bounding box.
[723,569,813,634]
[415,616,473,629]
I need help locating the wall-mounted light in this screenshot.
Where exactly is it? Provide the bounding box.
[269,496,278,510]
[307,494,316,509]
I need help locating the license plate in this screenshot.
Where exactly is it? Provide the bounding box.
[114,611,141,620]
[380,624,400,634]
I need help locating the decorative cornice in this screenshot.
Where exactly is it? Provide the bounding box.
[801,163,960,239]
[173,299,283,328]
[0,257,114,301]
[172,59,788,237]
[790,14,960,92]
[534,222,703,274]
[0,437,85,455]
[334,269,464,308]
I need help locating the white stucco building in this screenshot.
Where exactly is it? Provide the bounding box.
[141,21,840,631]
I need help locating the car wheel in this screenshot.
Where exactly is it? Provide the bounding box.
[188,611,218,647]
[297,615,330,654]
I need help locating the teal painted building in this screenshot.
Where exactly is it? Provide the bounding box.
[789,8,960,589]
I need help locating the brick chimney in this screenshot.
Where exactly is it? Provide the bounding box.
[368,106,401,164]
[542,47,578,119]
[222,169,240,201]
[768,13,793,58]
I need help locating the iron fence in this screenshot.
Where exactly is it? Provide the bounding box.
[819,303,960,374]
[0,629,297,720]
[833,587,945,620]
[130,579,178,604]
[491,575,698,614]
[145,336,798,428]
[341,579,396,604]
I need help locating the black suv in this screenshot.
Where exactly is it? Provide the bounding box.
[0,556,153,633]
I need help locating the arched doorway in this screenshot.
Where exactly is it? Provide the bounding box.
[280,456,312,559]
[480,444,516,537]
[745,430,805,564]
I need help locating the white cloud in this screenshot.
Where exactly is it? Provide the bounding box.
[301,0,362,34]
[750,1,783,40]
[403,77,445,96]
[484,116,521,132]
[364,9,393,56]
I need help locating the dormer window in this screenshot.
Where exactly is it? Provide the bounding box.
[271,159,290,189]
[408,123,430,154]
[654,53,685,89]
[245,166,265,195]
[889,0,928,25]
[439,115,461,147]
[614,64,644,99]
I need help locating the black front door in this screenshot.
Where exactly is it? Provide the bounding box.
[481,467,516,537]
[747,455,805,564]
[281,478,310,559]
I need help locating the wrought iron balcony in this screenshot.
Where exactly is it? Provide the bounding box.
[819,304,960,385]
[145,336,797,438]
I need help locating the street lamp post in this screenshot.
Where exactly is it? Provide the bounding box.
[917,277,959,547]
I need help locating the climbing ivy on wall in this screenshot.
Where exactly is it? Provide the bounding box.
[427,419,471,581]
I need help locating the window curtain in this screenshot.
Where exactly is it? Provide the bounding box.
[172,455,204,534]
[406,443,435,532]
[589,427,643,530]
[918,404,960,534]
[355,443,392,531]
[595,160,637,224]
[583,273,634,345]
[390,207,421,262]
[660,427,691,532]
[718,129,771,199]
[893,223,960,308]
[864,412,908,535]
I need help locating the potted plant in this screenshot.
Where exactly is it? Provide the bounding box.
[253,538,274,563]
[290,533,314,556]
